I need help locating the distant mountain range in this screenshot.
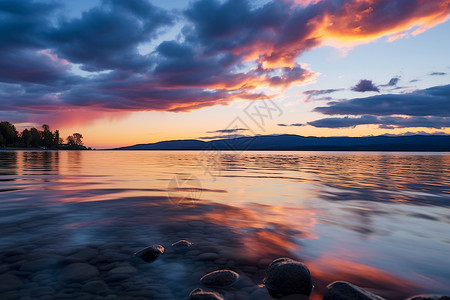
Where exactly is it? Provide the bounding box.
[113,134,450,151]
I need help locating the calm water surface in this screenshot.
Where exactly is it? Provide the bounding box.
[0,150,449,299]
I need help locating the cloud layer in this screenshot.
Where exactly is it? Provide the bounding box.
[309,84,450,130]
[0,0,449,124]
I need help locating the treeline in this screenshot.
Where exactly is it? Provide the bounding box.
[0,121,88,150]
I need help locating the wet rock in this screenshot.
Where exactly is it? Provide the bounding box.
[20,257,57,272]
[0,264,10,273]
[109,263,137,274]
[104,273,131,283]
[61,247,98,264]
[32,286,55,296]
[200,269,239,287]
[3,248,26,257]
[82,280,108,293]
[134,244,164,262]
[0,274,23,292]
[61,263,99,282]
[190,288,224,300]
[323,281,385,300]
[263,258,313,298]
[172,239,193,249]
[198,252,220,261]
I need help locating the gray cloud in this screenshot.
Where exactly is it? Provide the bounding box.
[315,84,450,117]
[351,79,379,92]
[308,115,450,129]
[380,77,400,87]
[277,123,305,127]
[207,128,247,133]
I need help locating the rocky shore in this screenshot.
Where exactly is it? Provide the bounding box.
[1,237,448,300]
[0,196,448,299]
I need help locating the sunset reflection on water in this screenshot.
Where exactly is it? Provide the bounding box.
[0,150,449,299]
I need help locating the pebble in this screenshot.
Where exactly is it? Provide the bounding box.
[197,253,220,261]
[323,281,385,300]
[190,288,224,300]
[20,257,57,272]
[109,264,137,274]
[61,248,98,264]
[200,269,240,287]
[61,263,99,282]
[263,258,313,298]
[0,274,23,292]
[134,244,164,262]
[82,280,108,293]
[3,248,27,257]
[172,239,194,249]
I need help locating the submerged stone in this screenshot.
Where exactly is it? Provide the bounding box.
[134,244,164,262]
[190,288,224,300]
[323,281,385,300]
[200,269,239,287]
[263,258,313,298]
[61,263,99,282]
[171,239,193,249]
[0,274,23,292]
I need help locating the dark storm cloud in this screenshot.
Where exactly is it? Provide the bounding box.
[0,0,58,51]
[315,84,450,117]
[351,79,379,92]
[0,49,83,86]
[308,115,450,129]
[49,0,173,72]
[0,0,449,123]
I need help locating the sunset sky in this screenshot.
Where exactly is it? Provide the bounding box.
[1,0,449,148]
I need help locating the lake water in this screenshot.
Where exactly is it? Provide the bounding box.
[0,150,449,299]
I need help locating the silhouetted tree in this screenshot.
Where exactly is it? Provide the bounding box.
[0,121,18,146]
[21,129,32,148]
[67,133,83,147]
[42,124,53,148]
[0,120,86,149]
[30,128,41,147]
[52,130,60,148]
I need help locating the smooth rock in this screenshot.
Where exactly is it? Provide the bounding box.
[323,281,385,300]
[134,244,164,263]
[61,263,99,282]
[263,258,312,298]
[0,274,23,292]
[82,280,108,293]
[172,240,194,249]
[20,258,57,272]
[3,248,27,257]
[200,269,239,287]
[190,288,224,300]
[109,264,137,274]
[197,253,220,261]
[62,248,98,264]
